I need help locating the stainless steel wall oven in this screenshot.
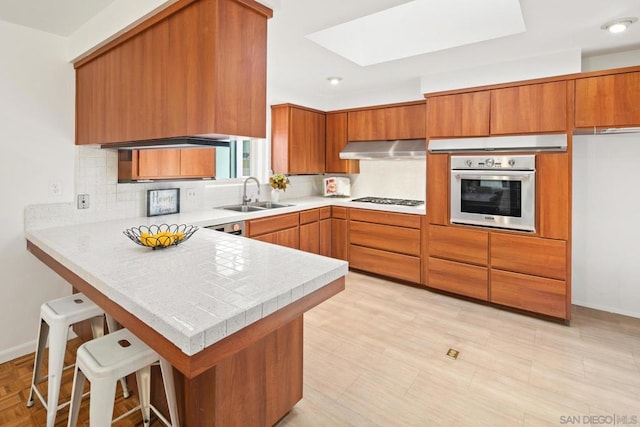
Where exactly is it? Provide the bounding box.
[450,154,536,232]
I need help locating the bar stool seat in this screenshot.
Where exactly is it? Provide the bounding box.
[27,293,129,427]
[67,328,180,427]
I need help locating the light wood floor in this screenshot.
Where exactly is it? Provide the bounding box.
[2,272,640,426]
[278,272,640,426]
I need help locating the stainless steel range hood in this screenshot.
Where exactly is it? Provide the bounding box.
[100,136,232,150]
[339,139,426,160]
[428,134,567,153]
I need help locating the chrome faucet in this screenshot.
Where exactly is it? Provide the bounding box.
[242,177,261,205]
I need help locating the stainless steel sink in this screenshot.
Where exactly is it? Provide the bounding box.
[219,201,293,212]
[252,201,293,209]
[223,205,265,212]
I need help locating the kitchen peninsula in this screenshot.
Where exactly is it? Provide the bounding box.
[25,217,347,426]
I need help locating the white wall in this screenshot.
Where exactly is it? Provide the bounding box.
[420,49,582,93]
[0,21,75,362]
[572,134,640,317]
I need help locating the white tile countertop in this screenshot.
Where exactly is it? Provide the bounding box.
[25,217,348,356]
[159,196,426,229]
[24,195,423,356]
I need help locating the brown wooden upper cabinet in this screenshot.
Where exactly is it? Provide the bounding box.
[490,81,568,134]
[271,104,326,174]
[325,112,359,174]
[427,92,490,138]
[118,148,215,181]
[347,103,426,141]
[75,0,272,145]
[575,71,640,128]
[426,81,568,137]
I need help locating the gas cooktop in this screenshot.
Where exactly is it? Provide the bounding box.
[351,197,424,207]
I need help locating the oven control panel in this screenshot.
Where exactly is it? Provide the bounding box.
[451,155,535,171]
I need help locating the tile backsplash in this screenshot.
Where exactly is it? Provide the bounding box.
[25,146,323,230]
[25,146,426,230]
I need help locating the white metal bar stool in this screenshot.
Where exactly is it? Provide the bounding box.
[67,328,180,427]
[27,293,129,427]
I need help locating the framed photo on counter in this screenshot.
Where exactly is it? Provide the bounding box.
[147,188,180,217]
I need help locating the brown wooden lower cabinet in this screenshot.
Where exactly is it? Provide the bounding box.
[427,257,488,300]
[299,221,319,253]
[331,206,348,261]
[491,269,567,318]
[350,221,421,256]
[491,233,566,280]
[247,213,300,250]
[350,244,421,283]
[319,218,331,257]
[428,225,488,265]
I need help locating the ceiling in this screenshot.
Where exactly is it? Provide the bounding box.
[0,0,639,103]
[0,0,116,37]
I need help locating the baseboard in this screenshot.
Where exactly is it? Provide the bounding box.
[573,300,640,319]
[0,340,36,364]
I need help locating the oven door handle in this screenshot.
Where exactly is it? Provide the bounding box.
[453,173,532,181]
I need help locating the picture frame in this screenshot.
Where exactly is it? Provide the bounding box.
[147,188,180,217]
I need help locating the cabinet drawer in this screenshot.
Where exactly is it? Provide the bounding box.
[350,208,421,229]
[319,207,331,220]
[300,209,319,224]
[427,257,488,300]
[491,234,566,280]
[247,213,299,237]
[428,225,489,265]
[332,206,348,219]
[350,221,421,256]
[491,269,567,319]
[350,245,421,283]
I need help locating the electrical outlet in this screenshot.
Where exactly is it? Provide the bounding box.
[77,194,90,209]
[51,182,62,196]
[186,188,197,199]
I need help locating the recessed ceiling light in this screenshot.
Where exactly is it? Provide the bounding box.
[601,17,637,34]
[327,77,342,85]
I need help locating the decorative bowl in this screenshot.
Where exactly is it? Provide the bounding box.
[123,224,198,249]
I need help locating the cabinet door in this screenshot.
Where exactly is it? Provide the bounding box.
[272,105,325,174]
[575,71,640,127]
[347,109,385,141]
[491,269,567,318]
[319,218,331,257]
[136,149,181,179]
[427,257,488,300]
[426,153,449,225]
[299,222,320,254]
[253,228,299,249]
[427,92,490,137]
[491,234,566,280]
[490,81,567,134]
[289,107,325,174]
[537,153,569,240]
[331,218,348,261]
[325,112,359,174]
[274,228,300,249]
[348,104,425,141]
[384,104,426,139]
[180,148,216,177]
